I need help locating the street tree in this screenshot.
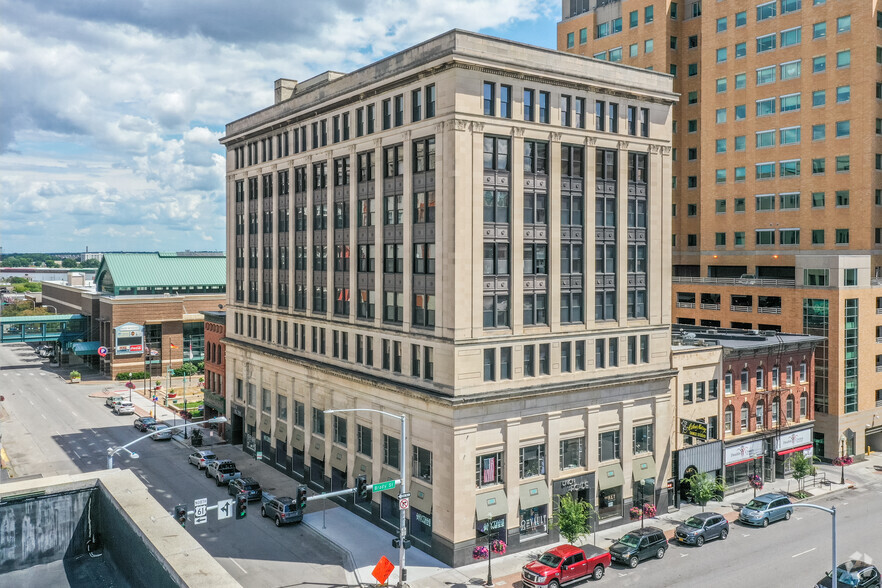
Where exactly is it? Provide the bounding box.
[61,258,79,268]
[687,472,727,512]
[551,494,594,544]
[788,451,818,495]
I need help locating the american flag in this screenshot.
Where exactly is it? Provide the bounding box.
[482,456,496,484]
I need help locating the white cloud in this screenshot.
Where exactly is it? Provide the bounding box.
[0,0,551,252]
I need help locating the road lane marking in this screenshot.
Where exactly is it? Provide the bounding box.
[73,451,81,459]
[680,553,688,558]
[230,559,248,574]
[793,548,816,558]
[42,414,47,420]
[28,399,34,406]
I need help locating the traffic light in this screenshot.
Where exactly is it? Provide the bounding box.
[236,493,247,519]
[296,485,308,510]
[355,475,370,502]
[174,504,187,527]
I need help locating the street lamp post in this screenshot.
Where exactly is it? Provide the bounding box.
[839,434,847,485]
[127,372,133,403]
[107,416,227,469]
[325,408,407,588]
[765,503,839,588]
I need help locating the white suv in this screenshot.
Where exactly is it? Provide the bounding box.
[113,401,135,415]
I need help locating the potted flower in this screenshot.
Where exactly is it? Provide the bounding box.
[154,380,162,391]
[472,545,489,560]
[832,456,853,467]
[642,503,657,519]
[748,474,764,490]
[167,388,177,399]
[69,370,81,383]
[491,539,507,555]
[629,506,643,520]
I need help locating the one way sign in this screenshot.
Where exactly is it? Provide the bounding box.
[217,499,234,520]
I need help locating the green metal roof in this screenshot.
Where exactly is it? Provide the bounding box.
[0,314,83,323]
[71,341,102,355]
[95,253,226,290]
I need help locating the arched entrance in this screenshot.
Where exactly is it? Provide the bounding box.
[680,466,697,502]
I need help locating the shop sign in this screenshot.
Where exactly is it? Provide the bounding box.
[724,440,764,465]
[520,506,548,535]
[553,473,594,494]
[775,428,812,451]
[680,419,708,440]
[415,511,432,528]
[477,516,505,535]
[114,323,144,355]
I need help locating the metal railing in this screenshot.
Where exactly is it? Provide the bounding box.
[673,276,796,287]
[700,303,721,310]
[757,306,782,314]
[676,302,696,308]
[730,305,752,312]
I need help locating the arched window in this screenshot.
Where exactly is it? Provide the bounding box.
[756,399,765,429]
[740,403,750,431]
[725,405,735,433]
[800,393,808,418]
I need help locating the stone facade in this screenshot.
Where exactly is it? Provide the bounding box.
[221,30,676,566]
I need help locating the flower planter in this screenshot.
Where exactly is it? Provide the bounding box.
[70,377,81,384]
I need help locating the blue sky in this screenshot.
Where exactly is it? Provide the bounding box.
[0,0,559,254]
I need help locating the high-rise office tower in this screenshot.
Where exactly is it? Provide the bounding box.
[559,0,882,459]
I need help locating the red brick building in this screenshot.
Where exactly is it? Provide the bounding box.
[201,310,226,436]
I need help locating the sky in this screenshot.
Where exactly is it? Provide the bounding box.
[0,0,560,254]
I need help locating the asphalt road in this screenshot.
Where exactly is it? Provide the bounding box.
[0,343,349,587]
[604,484,882,588]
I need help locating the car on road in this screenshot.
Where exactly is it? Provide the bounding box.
[228,477,263,501]
[738,493,792,527]
[609,527,668,568]
[205,459,241,486]
[815,560,881,588]
[105,395,125,408]
[146,423,172,440]
[675,512,729,546]
[188,450,217,469]
[113,400,135,415]
[134,417,156,432]
[522,543,611,586]
[261,496,302,526]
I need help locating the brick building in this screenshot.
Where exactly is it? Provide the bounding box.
[201,310,226,436]
[558,1,882,458]
[42,253,225,379]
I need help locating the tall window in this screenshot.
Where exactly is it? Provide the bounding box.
[598,430,620,462]
[519,444,546,478]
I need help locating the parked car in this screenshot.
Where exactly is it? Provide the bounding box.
[260,496,302,526]
[675,512,729,546]
[228,477,263,501]
[609,527,668,568]
[205,459,241,486]
[105,395,125,408]
[738,493,792,527]
[187,450,218,469]
[815,560,881,588]
[522,544,611,586]
[134,417,156,432]
[113,401,135,415]
[146,423,172,440]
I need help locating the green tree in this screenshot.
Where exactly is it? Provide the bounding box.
[550,494,594,545]
[81,258,101,268]
[1,301,51,317]
[687,472,727,512]
[61,258,79,268]
[788,451,818,494]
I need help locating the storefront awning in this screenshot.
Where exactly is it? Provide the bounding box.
[245,409,256,427]
[330,447,347,472]
[475,489,507,520]
[259,413,272,434]
[519,480,550,510]
[632,456,657,481]
[410,482,433,514]
[354,456,372,484]
[309,437,325,461]
[71,341,102,356]
[777,443,812,456]
[291,429,305,451]
[273,421,287,442]
[597,463,625,491]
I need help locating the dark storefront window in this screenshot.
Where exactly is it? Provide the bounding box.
[410,509,432,544]
[292,447,305,475]
[381,494,400,526]
[276,440,287,467]
[598,486,622,520]
[519,505,548,537]
[476,516,507,545]
[331,467,347,491]
[310,457,325,486]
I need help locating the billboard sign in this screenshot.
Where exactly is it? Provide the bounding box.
[115,322,145,355]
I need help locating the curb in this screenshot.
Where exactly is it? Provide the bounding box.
[302,518,365,588]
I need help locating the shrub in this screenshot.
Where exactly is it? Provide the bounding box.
[116,371,149,381]
[69,370,81,379]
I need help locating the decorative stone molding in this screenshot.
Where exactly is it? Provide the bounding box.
[452,119,470,132]
[511,127,525,138]
[661,146,672,156]
[617,140,630,150]
[549,132,562,142]
[402,130,412,142]
[586,136,597,146]
[470,121,484,133]
[373,138,383,149]
[648,144,662,154]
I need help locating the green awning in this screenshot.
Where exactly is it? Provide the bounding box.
[597,463,625,490]
[632,456,657,481]
[71,341,102,356]
[475,489,507,520]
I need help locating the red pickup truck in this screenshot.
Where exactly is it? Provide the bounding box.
[522,544,611,586]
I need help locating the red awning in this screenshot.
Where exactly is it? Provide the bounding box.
[777,444,812,456]
[726,457,759,467]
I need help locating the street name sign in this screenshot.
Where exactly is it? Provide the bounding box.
[372,480,397,492]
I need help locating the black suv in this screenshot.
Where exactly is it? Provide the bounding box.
[260,496,303,527]
[609,527,668,568]
[228,477,262,501]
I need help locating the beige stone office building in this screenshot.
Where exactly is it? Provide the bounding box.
[221,30,676,565]
[559,1,882,458]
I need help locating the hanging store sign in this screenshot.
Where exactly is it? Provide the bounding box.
[679,419,708,440]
